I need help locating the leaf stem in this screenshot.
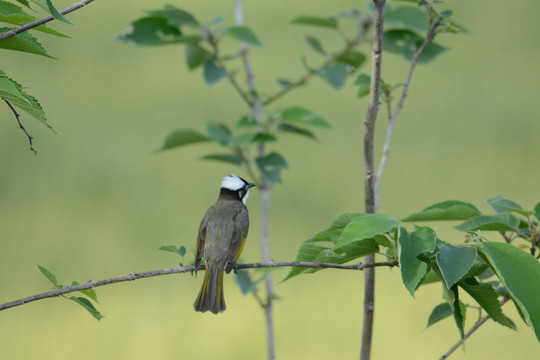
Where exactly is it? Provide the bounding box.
[3,99,37,154]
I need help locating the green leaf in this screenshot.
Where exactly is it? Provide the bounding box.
[384,6,428,33]
[0,27,53,57]
[402,200,481,222]
[486,195,535,216]
[156,130,210,152]
[336,214,401,249]
[117,17,200,45]
[178,245,187,257]
[14,0,30,7]
[383,29,447,64]
[354,74,371,98]
[0,70,55,131]
[281,106,331,128]
[277,79,294,90]
[44,0,73,25]
[223,26,263,47]
[231,132,256,146]
[480,242,540,342]
[69,296,104,321]
[282,240,327,281]
[145,5,199,27]
[427,303,453,328]
[534,203,540,221]
[0,1,68,37]
[236,115,257,128]
[459,277,515,329]
[398,227,436,297]
[70,281,99,303]
[184,44,207,70]
[252,133,277,143]
[159,245,180,254]
[277,123,316,140]
[255,152,288,187]
[451,286,466,339]
[436,244,477,288]
[203,59,227,86]
[336,51,366,68]
[235,269,261,295]
[312,212,363,244]
[290,15,338,29]
[206,123,231,146]
[200,153,242,165]
[318,63,349,89]
[37,265,58,287]
[374,234,394,248]
[454,214,520,232]
[304,34,325,55]
[338,238,379,259]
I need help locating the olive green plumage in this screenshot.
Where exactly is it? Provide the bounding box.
[194,175,254,314]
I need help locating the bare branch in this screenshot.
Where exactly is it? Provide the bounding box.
[0,260,398,312]
[439,296,510,360]
[0,0,95,41]
[375,17,443,194]
[361,1,386,359]
[3,99,37,154]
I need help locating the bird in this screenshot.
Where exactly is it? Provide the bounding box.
[194,174,256,314]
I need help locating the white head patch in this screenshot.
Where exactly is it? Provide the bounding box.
[221,174,246,191]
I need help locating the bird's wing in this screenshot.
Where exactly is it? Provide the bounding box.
[226,202,250,268]
[195,204,216,265]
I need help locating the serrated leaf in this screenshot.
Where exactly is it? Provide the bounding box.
[290,15,338,29]
[223,26,263,47]
[403,200,481,222]
[156,129,210,152]
[255,152,287,187]
[427,303,453,328]
[206,123,231,146]
[0,1,68,37]
[451,286,466,339]
[436,244,477,288]
[318,63,349,89]
[455,214,520,232]
[37,265,58,287]
[336,214,401,249]
[486,195,534,216]
[398,227,436,297]
[282,240,327,281]
[69,296,104,321]
[459,277,515,329]
[480,242,540,342]
[277,123,316,140]
[337,51,366,68]
[184,44,207,70]
[281,106,331,128]
[203,59,227,86]
[200,153,242,165]
[383,29,447,64]
[0,27,53,57]
[304,34,325,55]
[159,245,180,254]
[384,6,428,33]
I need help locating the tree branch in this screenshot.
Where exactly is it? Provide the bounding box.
[439,295,510,360]
[0,0,95,41]
[361,1,386,359]
[3,99,37,154]
[234,1,276,359]
[375,17,443,194]
[0,260,399,312]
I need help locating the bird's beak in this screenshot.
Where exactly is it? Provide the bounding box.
[248,183,256,188]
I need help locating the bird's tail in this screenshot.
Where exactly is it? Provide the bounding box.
[194,267,226,314]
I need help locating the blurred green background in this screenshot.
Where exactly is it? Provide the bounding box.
[1,0,539,358]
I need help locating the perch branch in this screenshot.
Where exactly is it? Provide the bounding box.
[0,0,95,41]
[0,260,399,312]
[3,99,37,154]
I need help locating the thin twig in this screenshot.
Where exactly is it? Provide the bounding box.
[0,0,95,41]
[375,17,443,195]
[439,296,510,360]
[0,260,399,312]
[234,1,275,359]
[3,99,37,154]
[361,1,386,359]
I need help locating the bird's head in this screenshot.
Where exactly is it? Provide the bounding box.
[220,175,256,204]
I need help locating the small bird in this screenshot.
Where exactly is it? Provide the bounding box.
[194,174,256,314]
